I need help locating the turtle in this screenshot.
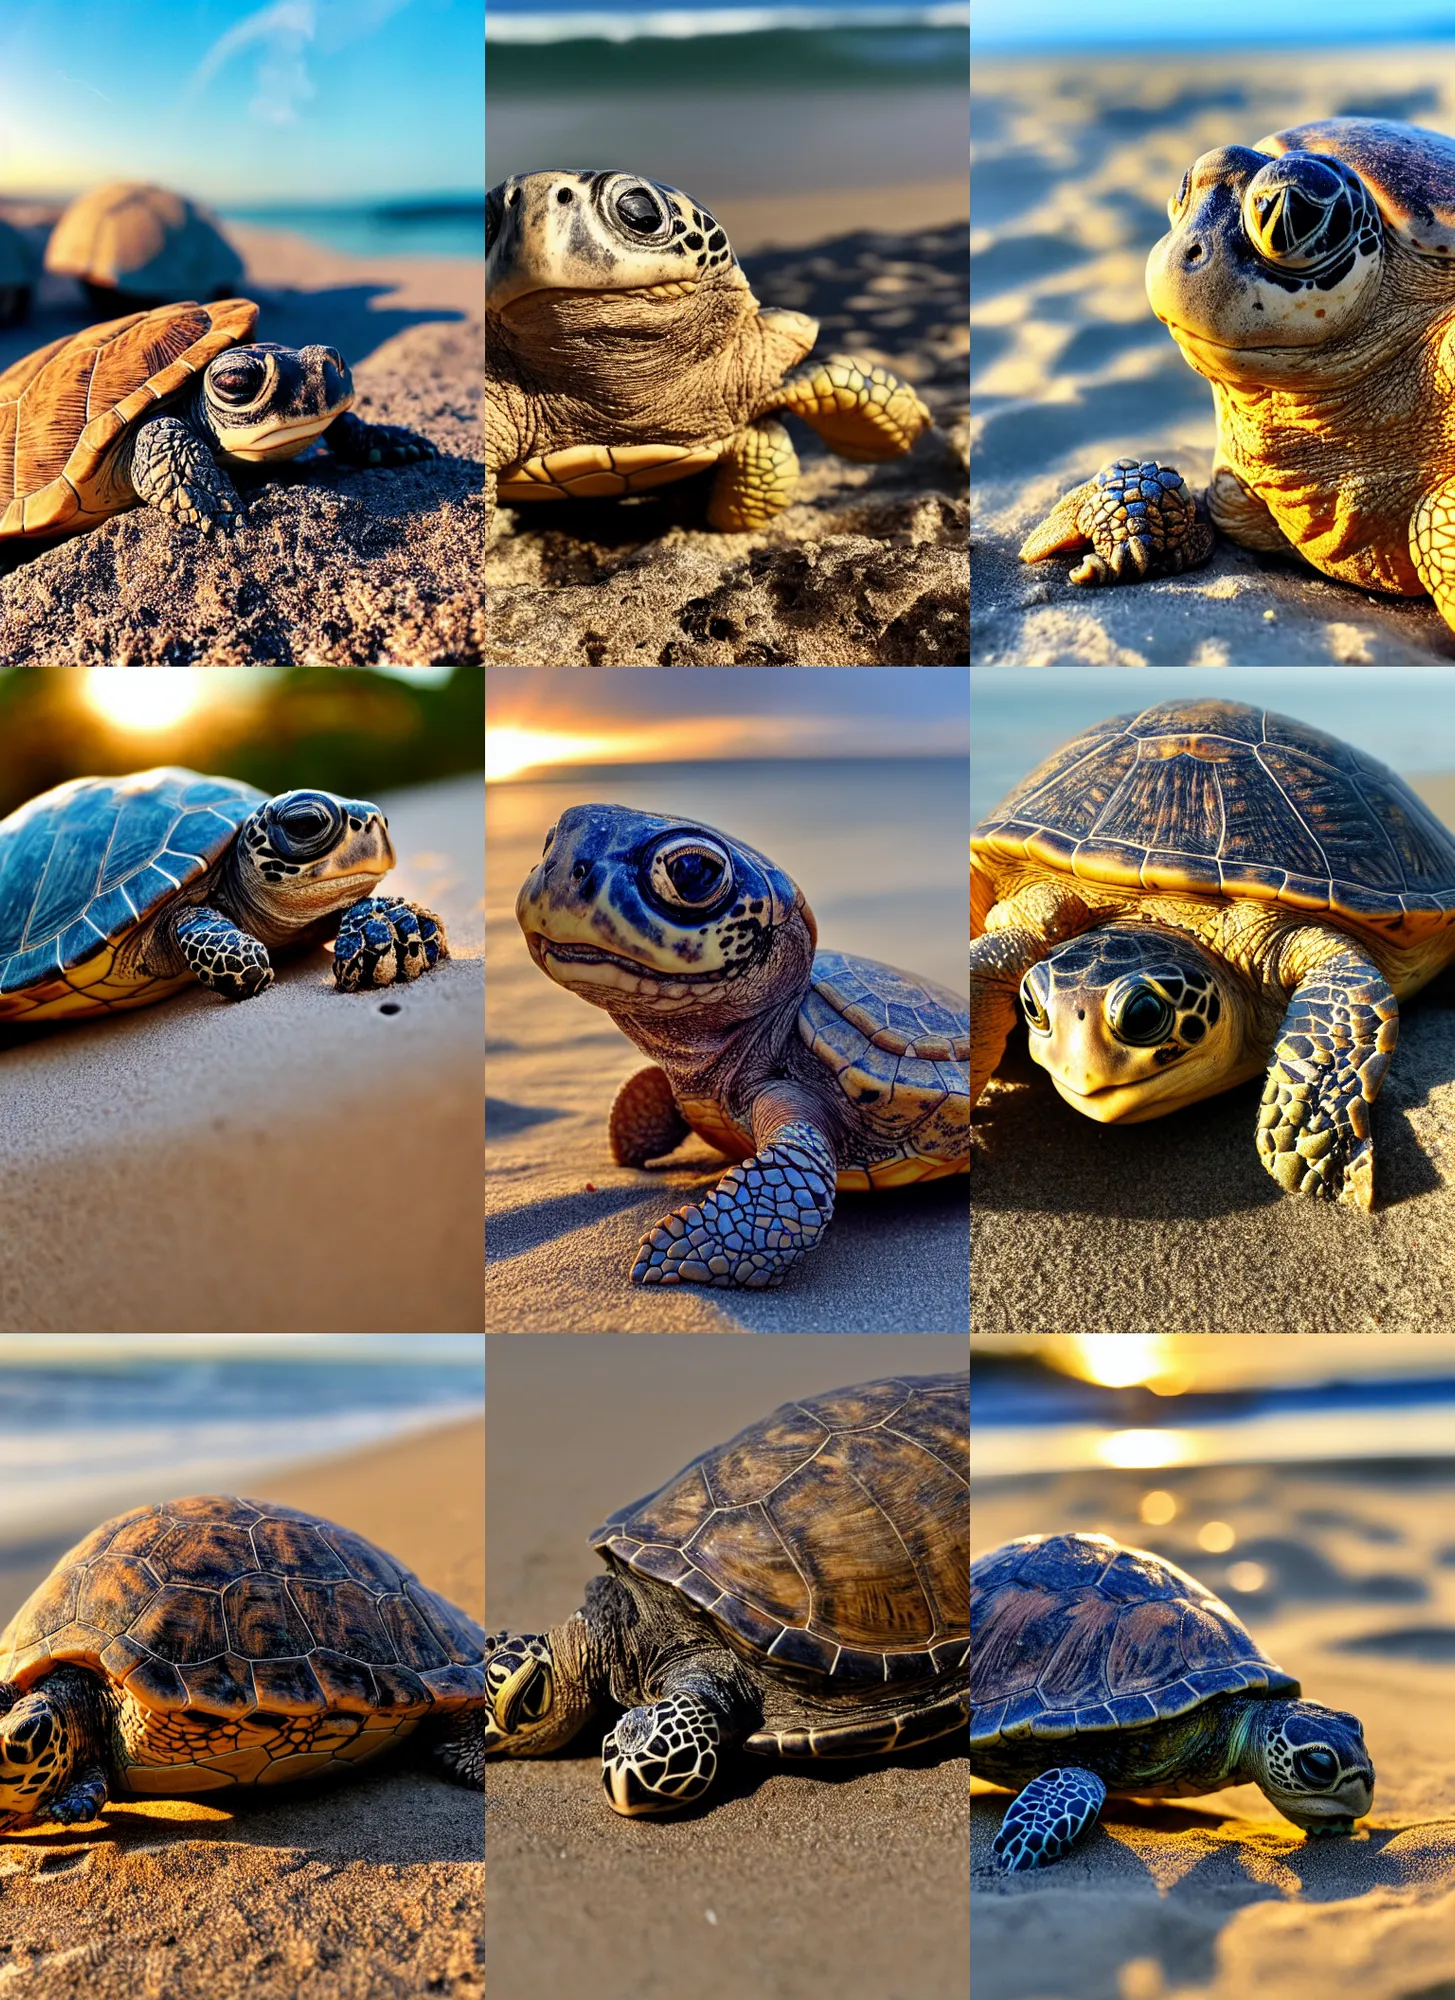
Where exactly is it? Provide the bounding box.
[0,298,436,541]
[0,216,37,326]
[0,766,448,1027]
[1018,116,1455,638]
[515,804,969,1287]
[0,1494,486,1831]
[45,181,245,313]
[485,169,931,535]
[971,1533,1374,1872]
[484,1372,969,1817]
[970,698,1455,1209]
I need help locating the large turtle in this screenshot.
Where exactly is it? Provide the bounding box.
[515,804,969,1287]
[970,698,1455,1208]
[45,182,245,312]
[485,169,930,535]
[0,1495,485,1829]
[0,766,447,1023]
[484,1372,968,1816]
[972,1534,1374,1872]
[0,297,435,541]
[1018,117,1455,637]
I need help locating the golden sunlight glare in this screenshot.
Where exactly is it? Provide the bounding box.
[82,670,205,734]
[1067,1336,1172,1390]
[1095,1429,1193,1470]
[486,727,604,782]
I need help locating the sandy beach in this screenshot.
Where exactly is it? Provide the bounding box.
[485,761,969,1332]
[0,1414,484,2000]
[486,1335,967,2000]
[971,1451,1455,2000]
[971,52,1455,664]
[0,206,483,665]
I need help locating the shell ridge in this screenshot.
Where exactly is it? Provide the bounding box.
[1255,744,1335,880]
[881,1424,970,1491]
[824,1456,937,1648]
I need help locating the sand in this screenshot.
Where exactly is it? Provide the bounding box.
[0,209,484,665]
[971,776,1455,1335]
[0,775,483,1334]
[486,1335,968,2000]
[485,766,969,1333]
[971,1452,1455,2000]
[0,1414,484,2000]
[485,199,969,668]
[971,52,1455,664]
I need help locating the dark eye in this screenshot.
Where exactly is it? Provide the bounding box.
[486,186,504,254]
[649,836,731,909]
[615,183,664,235]
[267,793,341,859]
[1114,987,1175,1045]
[521,1672,551,1720]
[1294,1746,1339,1789]
[1020,975,1049,1033]
[209,353,267,405]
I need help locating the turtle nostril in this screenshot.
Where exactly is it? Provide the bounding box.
[1185,241,1204,265]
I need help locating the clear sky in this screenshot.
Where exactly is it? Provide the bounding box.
[974,0,1455,46]
[0,1,483,202]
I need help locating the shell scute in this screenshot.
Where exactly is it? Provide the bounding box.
[76,1557,162,1635]
[223,1574,315,1660]
[286,1579,394,1664]
[250,1516,351,1582]
[124,1653,187,1713]
[371,1663,431,1711]
[375,1594,453,1673]
[250,1656,327,1716]
[177,1656,256,1719]
[126,1585,229,1666]
[308,1651,379,1714]
[152,1524,258,1586]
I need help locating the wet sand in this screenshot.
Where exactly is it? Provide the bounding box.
[972,1454,1455,2000]
[0,1415,484,2000]
[486,1336,968,2000]
[972,52,1455,663]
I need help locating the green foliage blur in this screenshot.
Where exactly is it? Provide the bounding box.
[0,669,483,819]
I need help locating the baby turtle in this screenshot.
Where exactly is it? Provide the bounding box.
[485,1373,968,1816]
[46,181,245,312]
[516,805,969,1287]
[0,297,436,541]
[0,766,447,1023]
[486,170,930,534]
[0,1495,485,1830]
[971,698,1455,1208]
[1020,116,1455,636]
[972,1534,1374,1872]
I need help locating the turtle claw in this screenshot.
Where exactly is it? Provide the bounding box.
[332,897,449,991]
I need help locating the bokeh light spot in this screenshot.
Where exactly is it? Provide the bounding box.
[1197,1521,1237,1553]
[1226,1561,1268,1594]
[1140,1490,1178,1526]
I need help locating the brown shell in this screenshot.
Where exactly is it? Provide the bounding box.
[591,1373,969,1693]
[0,298,257,538]
[44,182,245,298]
[0,1495,485,1721]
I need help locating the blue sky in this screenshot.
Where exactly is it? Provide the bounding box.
[0,1,483,202]
[974,0,1455,47]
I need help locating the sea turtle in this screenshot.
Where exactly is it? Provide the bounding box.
[0,297,436,541]
[485,169,931,535]
[0,217,36,326]
[1018,117,1455,637]
[515,804,969,1287]
[0,1494,485,1830]
[485,1372,968,1817]
[970,698,1455,1208]
[45,181,245,312]
[0,766,448,1024]
[972,1533,1374,1872]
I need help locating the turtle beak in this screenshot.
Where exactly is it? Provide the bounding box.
[492,1659,546,1738]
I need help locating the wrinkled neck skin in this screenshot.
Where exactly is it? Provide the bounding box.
[576,1572,760,1730]
[487,278,805,459]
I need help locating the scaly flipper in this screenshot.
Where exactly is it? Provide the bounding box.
[601,1689,730,1816]
[1020,458,1213,585]
[129,414,245,535]
[174,904,274,1000]
[1410,475,1455,634]
[992,1768,1107,1873]
[610,1065,691,1167]
[332,897,449,991]
[774,354,930,462]
[706,419,800,531]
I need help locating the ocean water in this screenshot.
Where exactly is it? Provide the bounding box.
[970,668,1455,823]
[218,198,485,261]
[0,1344,484,1541]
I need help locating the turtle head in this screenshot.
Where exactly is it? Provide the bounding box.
[0,1681,69,1830]
[483,1625,595,1759]
[1145,140,1386,385]
[201,342,354,464]
[1020,925,1260,1123]
[1247,1699,1374,1836]
[230,790,395,941]
[516,803,814,1043]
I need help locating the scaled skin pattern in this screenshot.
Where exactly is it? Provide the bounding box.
[516,803,969,1287]
[485,169,931,534]
[1019,117,1455,638]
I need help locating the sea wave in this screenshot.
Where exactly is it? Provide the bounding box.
[487,4,968,41]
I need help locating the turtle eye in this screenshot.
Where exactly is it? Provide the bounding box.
[1019,969,1050,1034]
[613,181,667,238]
[1111,985,1176,1046]
[648,835,732,910]
[1242,156,1366,270]
[486,186,504,256]
[1293,1746,1340,1789]
[208,352,269,406]
[265,791,343,860]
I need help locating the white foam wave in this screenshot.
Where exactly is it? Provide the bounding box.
[487,5,968,43]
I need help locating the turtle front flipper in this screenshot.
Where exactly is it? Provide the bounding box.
[44,1764,109,1826]
[610,1066,691,1167]
[326,410,439,469]
[992,1768,1107,1873]
[332,897,449,991]
[775,354,930,463]
[1020,459,1213,586]
[706,419,800,531]
[631,1098,836,1289]
[174,904,274,1001]
[128,413,245,535]
[1257,934,1399,1209]
[601,1690,731,1817]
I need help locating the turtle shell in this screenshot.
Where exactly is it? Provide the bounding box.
[970,1533,1297,1747]
[972,699,1455,941]
[45,181,245,303]
[590,1372,969,1750]
[0,767,263,1019]
[797,950,970,1189]
[1257,118,1455,263]
[0,1496,485,1743]
[0,297,257,538]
